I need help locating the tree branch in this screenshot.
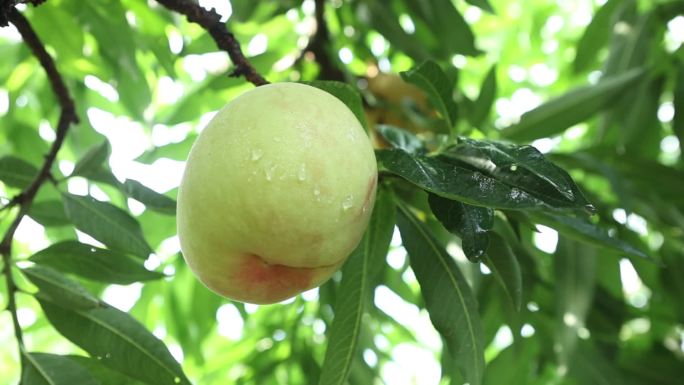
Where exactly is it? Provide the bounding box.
[1,7,77,378]
[297,0,346,82]
[154,0,268,86]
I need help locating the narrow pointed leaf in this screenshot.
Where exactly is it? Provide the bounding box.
[531,211,649,260]
[397,203,485,385]
[400,61,458,130]
[428,193,493,261]
[30,241,164,284]
[465,0,494,13]
[376,125,425,154]
[306,80,368,130]
[62,193,153,259]
[121,179,176,215]
[22,265,100,310]
[554,237,596,367]
[378,148,556,210]
[502,68,645,141]
[318,188,395,385]
[28,200,70,227]
[673,64,684,149]
[445,138,592,210]
[573,0,622,73]
[71,141,111,178]
[37,298,191,385]
[0,156,38,188]
[482,233,522,311]
[22,352,100,385]
[469,65,497,128]
[67,356,146,385]
[423,0,480,56]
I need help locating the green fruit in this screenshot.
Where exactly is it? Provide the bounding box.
[177,82,378,304]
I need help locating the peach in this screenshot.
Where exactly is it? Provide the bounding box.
[176,82,377,304]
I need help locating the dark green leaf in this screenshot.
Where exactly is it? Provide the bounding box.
[22,352,100,385]
[37,298,191,385]
[428,194,493,261]
[573,0,622,73]
[62,193,153,259]
[121,179,176,215]
[375,124,425,154]
[400,61,458,131]
[673,63,684,149]
[554,237,596,366]
[318,187,395,385]
[465,0,495,13]
[0,156,38,188]
[305,80,368,131]
[620,75,665,152]
[469,65,497,128]
[67,356,146,385]
[417,0,481,56]
[397,203,485,385]
[530,211,649,260]
[22,265,100,310]
[502,68,645,141]
[378,148,553,210]
[71,141,111,178]
[362,2,431,61]
[482,233,522,311]
[30,241,164,284]
[445,137,592,211]
[28,200,70,227]
[570,341,629,385]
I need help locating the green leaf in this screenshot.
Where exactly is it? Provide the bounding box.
[530,211,649,260]
[469,65,497,128]
[673,63,684,150]
[135,135,197,164]
[62,193,153,259]
[415,0,481,56]
[397,203,485,385]
[573,0,622,73]
[28,200,70,227]
[569,342,628,385]
[30,241,164,285]
[428,194,493,261]
[22,265,100,310]
[66,356,147,385]
[362,2,431,61]
[400,61,458,131]
[375,125,425,154]
[305,80,368,131]
[22,352,100,385]
[378,148,553,210]
[445,137,592,211]
[465,0,495,13]
[0,156,38,188]
[37,298,191,385]
[71,141,111,178]
[318,187,395,385]
[554,237,596,367]
[482,233,522,311]
[501,68,645,141]
[121,179,176,215]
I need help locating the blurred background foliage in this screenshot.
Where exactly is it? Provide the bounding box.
[1,0,684,384]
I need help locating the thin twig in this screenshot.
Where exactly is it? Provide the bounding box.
[296,0,346,81]
[155,0,268,86]
[1,7,78,377]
